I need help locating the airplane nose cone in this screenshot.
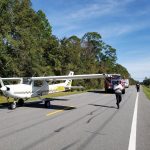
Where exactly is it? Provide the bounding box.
[0,86,7,91]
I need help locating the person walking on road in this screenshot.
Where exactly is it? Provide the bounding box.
[136,83,140,92]
[113,81,123,109]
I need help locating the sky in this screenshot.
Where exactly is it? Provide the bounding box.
[31,0,150,81]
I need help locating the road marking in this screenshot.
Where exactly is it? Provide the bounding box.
[46,106,76,117]
[46,110,64,116]
[128,92,139,150]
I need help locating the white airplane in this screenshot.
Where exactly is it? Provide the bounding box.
[0,71,119,109]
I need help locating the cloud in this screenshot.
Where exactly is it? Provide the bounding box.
[48,0,150,39]
[50,0,136,25]
[67,3,115,20]
[121,57,150,81]
[66,2,119,21]
[95,19,150,41]
[64,0,138,21]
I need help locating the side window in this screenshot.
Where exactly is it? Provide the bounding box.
[23,78,31,84]
[34,81,43,87]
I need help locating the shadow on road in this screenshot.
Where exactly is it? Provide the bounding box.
[0,103,9,109]
[24,101,76,110]
[88,89,114,94]
[89,103,116,109]
[0,98,74,110]
[43,97,69,101]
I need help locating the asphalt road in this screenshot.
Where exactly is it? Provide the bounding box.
[0,86,150,150]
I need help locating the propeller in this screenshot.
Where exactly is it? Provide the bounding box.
[0,86,10,92]
[0,78,10,92]
[0,86,7,91]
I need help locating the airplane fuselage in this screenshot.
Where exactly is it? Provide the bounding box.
[3,82,67,99]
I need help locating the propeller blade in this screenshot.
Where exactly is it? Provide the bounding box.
[0,86,7,92]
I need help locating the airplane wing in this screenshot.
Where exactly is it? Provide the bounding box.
[0,73,121,82]
[30,73,120,81]
[1,78,22,80]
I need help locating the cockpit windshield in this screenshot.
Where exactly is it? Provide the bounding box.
[22,78,32,85]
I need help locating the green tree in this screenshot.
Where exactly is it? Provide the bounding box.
[0,0,54,77]
[81,32,102,88]
[113,64,130,78]
[143,77,150,86]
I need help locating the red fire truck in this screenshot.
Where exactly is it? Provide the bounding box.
[104,75,125,94]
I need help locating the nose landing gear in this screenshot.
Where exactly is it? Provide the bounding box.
[17,99,24,106]
[8,99,24,110]
[9,101,16,110]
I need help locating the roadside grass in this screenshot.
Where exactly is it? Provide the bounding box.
[0,96,13,103]
[143,86,150,100]
[0,90,85,104]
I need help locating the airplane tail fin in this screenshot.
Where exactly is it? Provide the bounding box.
[64,71,74,89]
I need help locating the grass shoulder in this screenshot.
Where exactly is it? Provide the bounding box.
[143,85,150,100]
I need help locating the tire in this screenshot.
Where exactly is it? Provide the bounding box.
[9,102,16,110]
[18,99,24,106]
[105,88,109,93]
[44,100,51,108]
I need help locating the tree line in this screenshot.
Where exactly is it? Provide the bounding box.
[143,77,150,87]
[0,0,133,88]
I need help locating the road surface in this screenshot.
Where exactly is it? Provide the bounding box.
[0,86,150,150]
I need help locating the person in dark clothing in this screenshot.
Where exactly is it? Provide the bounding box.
[136,83,140,92]
[113,81,123,109]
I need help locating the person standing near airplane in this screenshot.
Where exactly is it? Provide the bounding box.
[113,80,123,109]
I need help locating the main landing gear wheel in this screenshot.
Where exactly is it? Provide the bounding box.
[9,101,16,110]
[17,99,24,106]
[44,100,51,108]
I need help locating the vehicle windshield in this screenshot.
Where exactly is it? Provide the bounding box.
[112,75,121,80]
[112,80,118,85]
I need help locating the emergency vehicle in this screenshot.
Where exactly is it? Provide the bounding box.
[104,75,125,94]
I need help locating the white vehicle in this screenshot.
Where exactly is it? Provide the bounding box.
[124,79,129,88]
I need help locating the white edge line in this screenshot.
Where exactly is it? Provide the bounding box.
[128,92,139,150]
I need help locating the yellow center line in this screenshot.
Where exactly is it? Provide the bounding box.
[46,110,64,116]
[46,106,76,117]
